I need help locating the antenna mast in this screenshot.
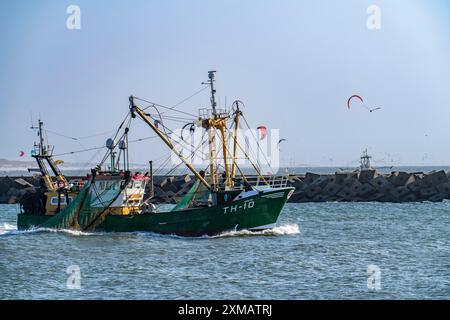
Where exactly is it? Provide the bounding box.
[206,71,217,117]
[31,119,46,156]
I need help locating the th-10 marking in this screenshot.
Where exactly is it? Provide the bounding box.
[223,199,255,214]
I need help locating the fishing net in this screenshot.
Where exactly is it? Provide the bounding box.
[171,179,211,211]
[79,178,125,231]
[39,174,129,231]
[39,180,92,230]
[171,180,200,212]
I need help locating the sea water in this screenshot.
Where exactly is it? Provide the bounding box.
[0,203,449,300]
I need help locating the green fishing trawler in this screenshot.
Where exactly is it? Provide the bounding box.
[18,71,294,236]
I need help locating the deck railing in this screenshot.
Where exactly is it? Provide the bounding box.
[244,175,290,189]
[217,174,290,191]
[198,108,230,120]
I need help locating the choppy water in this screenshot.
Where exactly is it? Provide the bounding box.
[0,203,449,300]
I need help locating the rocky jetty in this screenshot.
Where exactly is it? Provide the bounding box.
[2,170,450,204]
[287,170,450,203]
[0,176,39,204]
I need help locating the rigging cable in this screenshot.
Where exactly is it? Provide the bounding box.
[165,85,209,113]
[136,113,208,158]
[134,96,198,118]
[241,114,275,174]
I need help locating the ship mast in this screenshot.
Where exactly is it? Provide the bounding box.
[30,120,68,191]
[131,72,250,192]
[201,71,233,189]
[207,71,218,117]
[37,120,45,156]
[360,149,372,171]
[203,71,218,188]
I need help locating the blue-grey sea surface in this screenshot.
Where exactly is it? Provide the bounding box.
[0,202,449,300]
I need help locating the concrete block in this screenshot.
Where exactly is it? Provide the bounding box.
[336,187,353,201]
[390,186,411,199]
[401,193,417,202]
[162,182,179,193]
[7,188,19,197]
[289,191,309,202]
[370,175,394,193]
[175,185,191,196]
[311,176,331,188]
[419,187,438,198]
[424,170,448,186]
[312,194,330,202]
[0,177,17,194]
[436,182,450,196]
[429,193,447,202]
[175,174,191,185]
[407,179,425,193]
[389,172,413,187]
[153,186,166,196]
[357,183,376,197]
[349,197,366,202]
[335,172,359,185]
[359,170,377,184]
[349,180,363,197]
[378,194,397,203]
[160,176,175,188]
[164,190,176,199]
[305,185,322,198]
[404,175,416,186]
[367,193,384,202]
[14,178,34,188]
[153,176,165,185]
[289,178,307,191]
[304,172,321,184]
[322,182,342,196]
[8,196,17,204]
[342,176,359,189]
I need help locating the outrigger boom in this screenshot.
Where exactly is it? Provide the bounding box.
[129,96,211,190]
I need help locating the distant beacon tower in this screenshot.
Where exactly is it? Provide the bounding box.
[360,149,372,171]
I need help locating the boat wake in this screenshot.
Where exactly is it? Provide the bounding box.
[211,224,300,238]
[0,223,17,235]
[0,222,299,239]
[0,223,94,237]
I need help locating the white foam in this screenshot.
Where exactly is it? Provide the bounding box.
[0,223,93,236]
[42,228,94,236]
[269,223,301,235]
[212,224,300,238]
[0,223,17,235]
[0,222,299,238]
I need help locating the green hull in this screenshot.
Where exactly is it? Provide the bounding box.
[17,188,294,236]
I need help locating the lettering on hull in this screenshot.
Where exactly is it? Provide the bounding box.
[223,199,255,214]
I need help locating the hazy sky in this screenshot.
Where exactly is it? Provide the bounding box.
[1,0,450,169]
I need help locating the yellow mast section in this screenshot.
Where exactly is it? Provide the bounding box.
[231,106,240,185]
[207,125,217,187]
[36,158,56,191]
[219,123,231,187]
[207,118,232,188]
